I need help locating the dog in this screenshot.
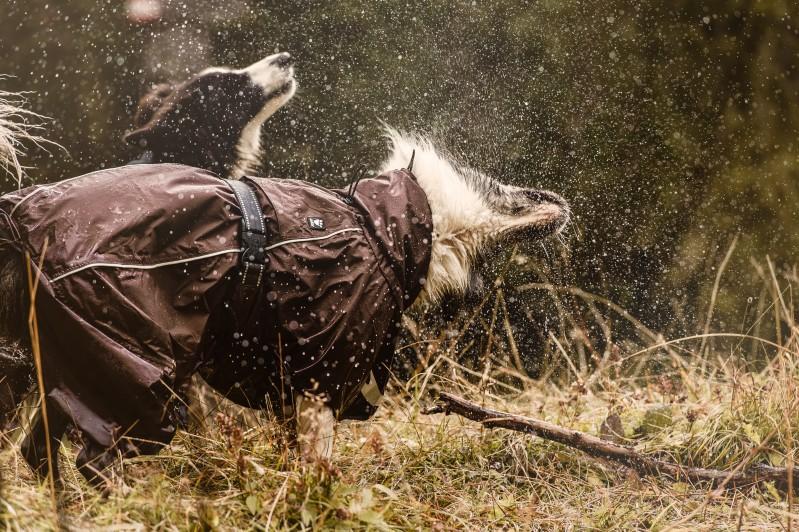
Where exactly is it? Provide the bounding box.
[125,51,296,178]
[0,100,569,489]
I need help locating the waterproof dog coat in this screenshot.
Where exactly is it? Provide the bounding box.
[0,163,432,466]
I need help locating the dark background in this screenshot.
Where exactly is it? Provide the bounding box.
[2,0,798,369]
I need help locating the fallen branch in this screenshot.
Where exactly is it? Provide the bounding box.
[424,392,797,489]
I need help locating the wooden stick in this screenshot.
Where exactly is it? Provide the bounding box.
[425,392,798,489]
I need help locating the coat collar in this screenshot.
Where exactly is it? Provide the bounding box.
[348,169,433,310]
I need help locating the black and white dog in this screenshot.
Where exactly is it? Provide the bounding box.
[299,129,571,458]
[125,51,296,178]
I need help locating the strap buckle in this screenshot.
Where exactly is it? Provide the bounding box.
[225,179,268,287]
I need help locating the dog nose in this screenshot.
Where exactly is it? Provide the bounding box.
[272,53,293,68]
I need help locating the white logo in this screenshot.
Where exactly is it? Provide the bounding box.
[307,217,325,230]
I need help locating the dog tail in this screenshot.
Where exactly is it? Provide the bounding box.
[0,87,35,342]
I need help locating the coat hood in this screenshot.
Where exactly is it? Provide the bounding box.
[347,168,432,311]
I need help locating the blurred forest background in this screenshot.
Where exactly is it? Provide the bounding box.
[1,0,798,371]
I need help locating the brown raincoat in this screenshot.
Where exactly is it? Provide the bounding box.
[0,163,431,469]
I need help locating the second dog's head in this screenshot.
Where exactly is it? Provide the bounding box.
[125,52,297,178]
[381,129,570,306]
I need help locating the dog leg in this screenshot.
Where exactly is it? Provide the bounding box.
[75,443,127,495]
[20,397,68,482]
[295,395,336,463]
[186,374,234,434]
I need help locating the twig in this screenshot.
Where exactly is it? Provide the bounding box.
[425,392,799,489]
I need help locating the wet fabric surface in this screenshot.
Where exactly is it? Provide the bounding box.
[203,171,433,420]
[0,162,432,463]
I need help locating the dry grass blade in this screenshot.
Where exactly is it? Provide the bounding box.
[24,240,55,511]
[700,234,738,355]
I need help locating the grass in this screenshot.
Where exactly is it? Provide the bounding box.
[2,343,798,529]
[1,262,799,530]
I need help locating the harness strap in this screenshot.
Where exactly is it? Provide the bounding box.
[225,179,268,287]
[217,179,292,415]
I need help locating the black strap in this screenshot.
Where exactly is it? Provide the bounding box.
[225,179,268,286]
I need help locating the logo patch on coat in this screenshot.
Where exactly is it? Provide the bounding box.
[307,217,326,230]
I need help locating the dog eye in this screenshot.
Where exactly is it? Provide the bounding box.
[510,205,527,215]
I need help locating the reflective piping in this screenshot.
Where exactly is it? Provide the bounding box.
[50,248,243,282]
[48,227,363,282]
[264,227,363,251]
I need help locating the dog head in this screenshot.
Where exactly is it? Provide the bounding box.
[381,128,570,305]
[473,180,570,244]
[125,52,297,178]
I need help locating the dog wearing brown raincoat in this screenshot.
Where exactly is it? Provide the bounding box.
[0,128,570,489]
